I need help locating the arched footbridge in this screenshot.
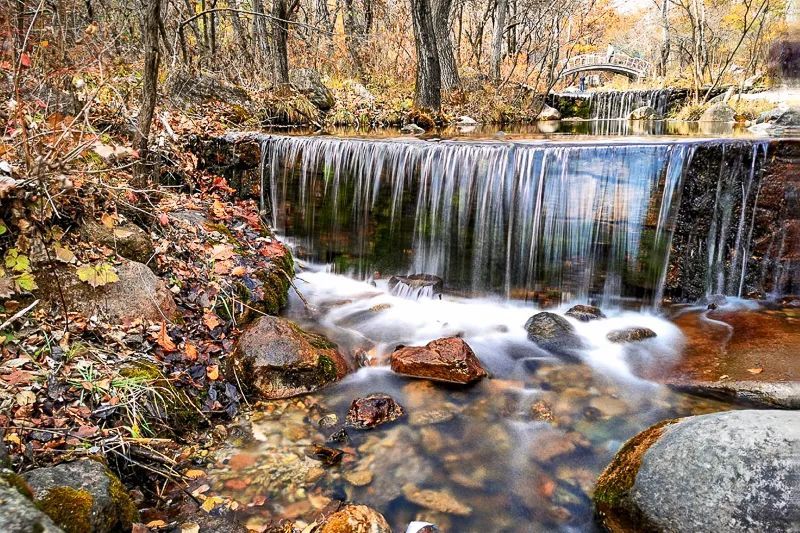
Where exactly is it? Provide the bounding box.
[562,53,651,80]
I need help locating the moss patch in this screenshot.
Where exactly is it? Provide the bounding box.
[37,486,94,533]
[105,467,139,528]
[594,418,679,531]
[1,470,33,499]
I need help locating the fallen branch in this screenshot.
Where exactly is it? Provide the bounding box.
[0,299,40,331]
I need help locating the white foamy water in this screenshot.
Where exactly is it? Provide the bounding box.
[291,266,683,383]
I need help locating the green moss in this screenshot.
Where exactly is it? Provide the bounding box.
[317,354,338,382]
[37,486,94,533]
[105,468,139,528]
[1,471,33,499]
[119,361,161,381]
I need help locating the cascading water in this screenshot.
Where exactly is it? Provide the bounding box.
[589,89,673,119]
[260,135,769,306]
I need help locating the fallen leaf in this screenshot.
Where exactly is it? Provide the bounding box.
[207,365,219,381]
[156,321,177,352]
[747,368,763,374]
[185,342,198,361]
[203,311,221,330]
[184,469,205,479]
[54,244,77,263]
[15,390,36,406]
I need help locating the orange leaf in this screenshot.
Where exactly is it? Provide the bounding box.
[207,365,219,381]
[185,342,198,361]
[156,321,177,352]
[203,312,221,330]
[212,200,227,219]
[231,266,247,276]
[746,368,763,374]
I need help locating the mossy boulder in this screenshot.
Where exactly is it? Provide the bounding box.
[524,312,583,354]
[23,458,138,533]
[594,411,800,532]
[81,220,154,264]
[0,471,63,532]
[225,315,349,399]
[36,259,177,323]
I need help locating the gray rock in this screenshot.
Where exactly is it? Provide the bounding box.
[628,106,660,120]
[565,304,606,322]
[455,115,478,125]
[23,458,138,533]
[401,123,426,134]
[81,220,154,264]
[537,104,562,121]
[0,471,63,532]
[289,68,335,111]
[670,380,800,409]
[606,327,656,343]
[0,437,8,468]
[35,259,177,323]
[595,410,800,532]
[225,315,349,399]
[524,312,583,353]
[700,103,735,122]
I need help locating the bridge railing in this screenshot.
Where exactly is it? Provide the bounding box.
[563,53,651,77]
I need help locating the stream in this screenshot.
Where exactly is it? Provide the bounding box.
[203,127,798,532]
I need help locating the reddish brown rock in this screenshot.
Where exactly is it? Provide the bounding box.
[318,504,391,533]
[225,316,349,399]
[390,337,488,384]
[346,394,405,429]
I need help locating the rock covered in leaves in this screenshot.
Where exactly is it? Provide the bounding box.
[606,327,656,343]
[289,68,335,111]
[346,394,405,429]
[594,410,800,533]
[22,458,138,533]
[390,337,487,384]
[565,304,606,322]
[226,315,349,399]
[80,219,154,264]
[36,259,176,323]
[317,504,391,533]
[0,472,63,533]
[524,312,583,353]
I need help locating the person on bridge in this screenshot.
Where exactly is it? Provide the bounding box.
[580,75,586,92]
[606,44,615,62]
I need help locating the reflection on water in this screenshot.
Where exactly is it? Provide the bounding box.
[206,268,735,532]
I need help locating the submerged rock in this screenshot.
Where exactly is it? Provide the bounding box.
[390,337,488,384]
[36,260,176,323]
[700,103,735,122]
[628,106,659,120]
[565,304,606,322]
[606,327,657,343]
[669,380,800,409]
[0,472,63,533]
[594,410,800,532]
[388,273,443,298]
[537,104,562,121]
[318,504,391,533]
[402,483,472,516]
[289,68,335,111]
[524,312,583,352]
[22,458,138,533]
[346,394,405,429]
[225,316,349,399]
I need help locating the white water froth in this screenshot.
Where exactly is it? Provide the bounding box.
[292,267,683,383]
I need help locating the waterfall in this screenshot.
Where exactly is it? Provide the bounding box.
[260,135,770,306]
[589,89,673,120]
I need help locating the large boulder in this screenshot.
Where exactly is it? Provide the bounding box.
[594,410,800,532]
[0,472,63,532]
[225,315,349,399]
[537,104,562,121]
[565,304,606,322]
[289,68,335,111]
[390,337,488,385]
[628,106,659,120]
[318,504,391,533]
[169,72,252,110]
[81,220,154,264]
[606,327,657,343]
[524,312,583,353]
[36,259,177,323]
[22,459,138,533]
[700,103,735,122]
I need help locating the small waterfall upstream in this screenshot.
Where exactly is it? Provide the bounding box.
[259,135,770,306]
[589,89,673,119]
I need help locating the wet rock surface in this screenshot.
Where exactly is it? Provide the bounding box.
[390,337,488,384]
[226,315,349,399]
[606,327,657,343]
[22,458,138,533]
[565,304,606,322]
[0,472,63,533]
[36,259,177,323]
[346,394,405,429]
[595,410,800,533]
[388,274,444,297]
[524,312,583,352]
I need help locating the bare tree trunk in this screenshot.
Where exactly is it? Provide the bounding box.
[410,0,441,111]
[135,0,161,185]
[432,0,459,90]
[271,0,290,84]
[491,0,507,85]
[229,0,254,64]
[659,0,670,77]
[344,0,366,78]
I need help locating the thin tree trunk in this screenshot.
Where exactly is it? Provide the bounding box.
[271,0,290,84]
[344,0,366,78]
[491,0,507,85]
[229,0,254,64]
[135,0,161,185]
[410,0,442,110]
[432,0,459,90]
[659,0,670,77]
